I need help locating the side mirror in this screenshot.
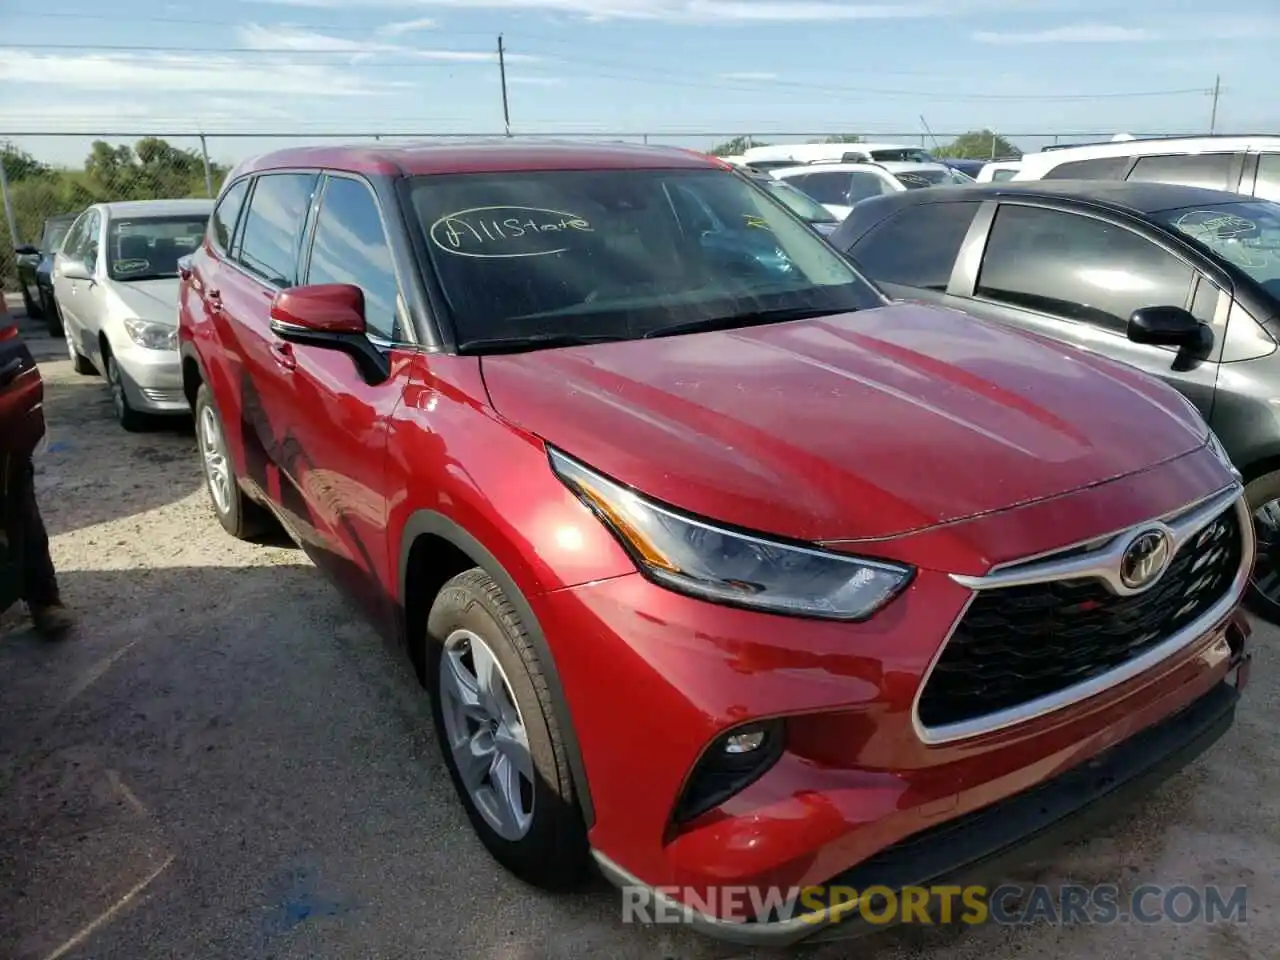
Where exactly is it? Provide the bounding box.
[1127,306,1205,348]
[15,244,39,257]
[268,283,390,383]
[57,258,93,282]
[177,254,194,282]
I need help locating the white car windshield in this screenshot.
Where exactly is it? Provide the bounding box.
[108,215,209,282]
[409,167,881,350]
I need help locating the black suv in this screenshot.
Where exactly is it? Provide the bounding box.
[14,213,78,334]
[830,180,1280,613]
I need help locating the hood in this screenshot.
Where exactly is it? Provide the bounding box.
[480,303,1208,543]
[110,278,181,326]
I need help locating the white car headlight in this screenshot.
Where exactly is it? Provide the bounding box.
[549,448,913,620]
[123,318,177,351]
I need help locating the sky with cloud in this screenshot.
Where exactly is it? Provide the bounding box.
[3,0,1278,165]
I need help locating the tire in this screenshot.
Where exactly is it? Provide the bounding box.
[104,352,150,433]
[1244,469,1280,622]
[426,568,590,890]
[64,322,94,375]
[21,287,42,321]
[194,383,270,540]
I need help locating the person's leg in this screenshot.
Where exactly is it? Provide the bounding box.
[11,456,74,636]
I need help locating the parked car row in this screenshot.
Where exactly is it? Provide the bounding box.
[11,137,1262,946]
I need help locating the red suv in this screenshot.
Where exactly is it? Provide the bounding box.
[178,141,1253,945]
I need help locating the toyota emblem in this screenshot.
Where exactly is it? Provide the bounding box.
[1119,529,1172,590]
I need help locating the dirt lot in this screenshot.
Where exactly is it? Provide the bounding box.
[2,319,1278,960]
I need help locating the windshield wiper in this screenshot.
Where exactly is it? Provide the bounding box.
[642,306,846,339]
[458,332,629,354]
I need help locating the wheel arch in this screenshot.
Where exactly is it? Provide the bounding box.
[398,508,596,829]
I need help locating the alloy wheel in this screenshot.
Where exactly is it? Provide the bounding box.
[106,357,126,420]
[198,405,233,515]
[438,628,535,841]
[1251,500,1280,607]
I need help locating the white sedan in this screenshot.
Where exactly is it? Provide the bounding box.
[52,198,212,430]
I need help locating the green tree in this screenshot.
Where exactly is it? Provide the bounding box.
[710,135,770,156]
[935,129,1021,160]
[0,142,51,182]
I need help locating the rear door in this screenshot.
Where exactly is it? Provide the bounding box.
[953,201,1223,418]
[210,170,320,509]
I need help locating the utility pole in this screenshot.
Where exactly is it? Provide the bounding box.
[497,34,511,137]
[1209,74,1221,134]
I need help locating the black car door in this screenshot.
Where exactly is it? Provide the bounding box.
[948,200,1224,419]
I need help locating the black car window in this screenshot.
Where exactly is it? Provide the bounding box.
[790,172,853,206]
[1254,152,1280,202]
[58,212,92,264]
[1042,156,1131,180]
[78,210,102,268]
[41,219,74,254]
[976,204,1195,334]
[849,201,981,291]
[305,176,401,340]
[847,171,893,202]
[1126,153,1236,192]
[211,178,250,254]
[236,173,318,287]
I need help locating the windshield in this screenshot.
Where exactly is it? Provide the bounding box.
[1156,200,1280,300]
[759,178,838,224]
[41,219,74,253]
[894,168,972,189]
[408,168,880,348]
[870,148,935,163]
[107,214,209,281]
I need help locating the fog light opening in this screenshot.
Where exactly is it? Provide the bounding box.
[724,729,767,754]
[670,719,786,827]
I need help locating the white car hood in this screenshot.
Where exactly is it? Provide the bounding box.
[111,278,181,326]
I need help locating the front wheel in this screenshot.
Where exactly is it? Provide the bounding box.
[426,568,590,890]
[194,383,271,540]
[64,322,93,375]
[104,353,149,433]
[1245,470,1280,622]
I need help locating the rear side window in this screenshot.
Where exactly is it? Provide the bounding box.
[792,172,852,206]
[1042,156,1131,180]
[1126,153,1236,191]
[848,171,893,202]
[210,179,249,254]
[236,173,318,287]
[848,201,981,290]
[1253,152,1280,202]
[305,176,401,340]
[976,204,1195,333]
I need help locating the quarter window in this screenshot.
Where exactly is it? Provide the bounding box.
[236,173,318,287]
[1042,156,1131,180]
[849,201,982,290]
[847,171,894,202]
[211,178,250,253]
[1254,152,1280,202]
[305,177,401,340]
[976,204,1195,333]
[1126,153,1237,192]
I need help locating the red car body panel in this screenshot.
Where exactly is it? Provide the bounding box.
[177,140,1251,944]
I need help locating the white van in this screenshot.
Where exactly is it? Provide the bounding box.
[741,141,936,169]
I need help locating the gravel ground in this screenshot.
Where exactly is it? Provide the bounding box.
[2,310,1278,960]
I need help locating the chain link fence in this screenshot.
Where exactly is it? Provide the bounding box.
[0,129,1177,294]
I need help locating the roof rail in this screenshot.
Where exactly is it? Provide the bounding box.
[1039,132,1280,152]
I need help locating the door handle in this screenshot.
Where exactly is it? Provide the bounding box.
[270,341,296,371]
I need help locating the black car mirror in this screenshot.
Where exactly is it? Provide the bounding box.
[15,244,39,257]
[1127,306,1205,349]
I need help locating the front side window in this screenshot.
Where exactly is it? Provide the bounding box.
[78,210,102,269]
[41,219,74,254]
[1043,156,1131,180]
[850,201,981,290]
[305,176,401,340]
[1154,199,1280,300]
[58,212,92,264]
[976,204,1195,333]
[108,214,210,281]
[237,173,318,287]
[409,167,881,348]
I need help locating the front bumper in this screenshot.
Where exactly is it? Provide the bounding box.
[115,343,186,414]
[595,621,1250,946]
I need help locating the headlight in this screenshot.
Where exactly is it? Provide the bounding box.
[549,448,913,620]
[1205,427,1240,479]
[122,318,177,351]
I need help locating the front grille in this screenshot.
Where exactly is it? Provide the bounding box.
[917,506,1243,730]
